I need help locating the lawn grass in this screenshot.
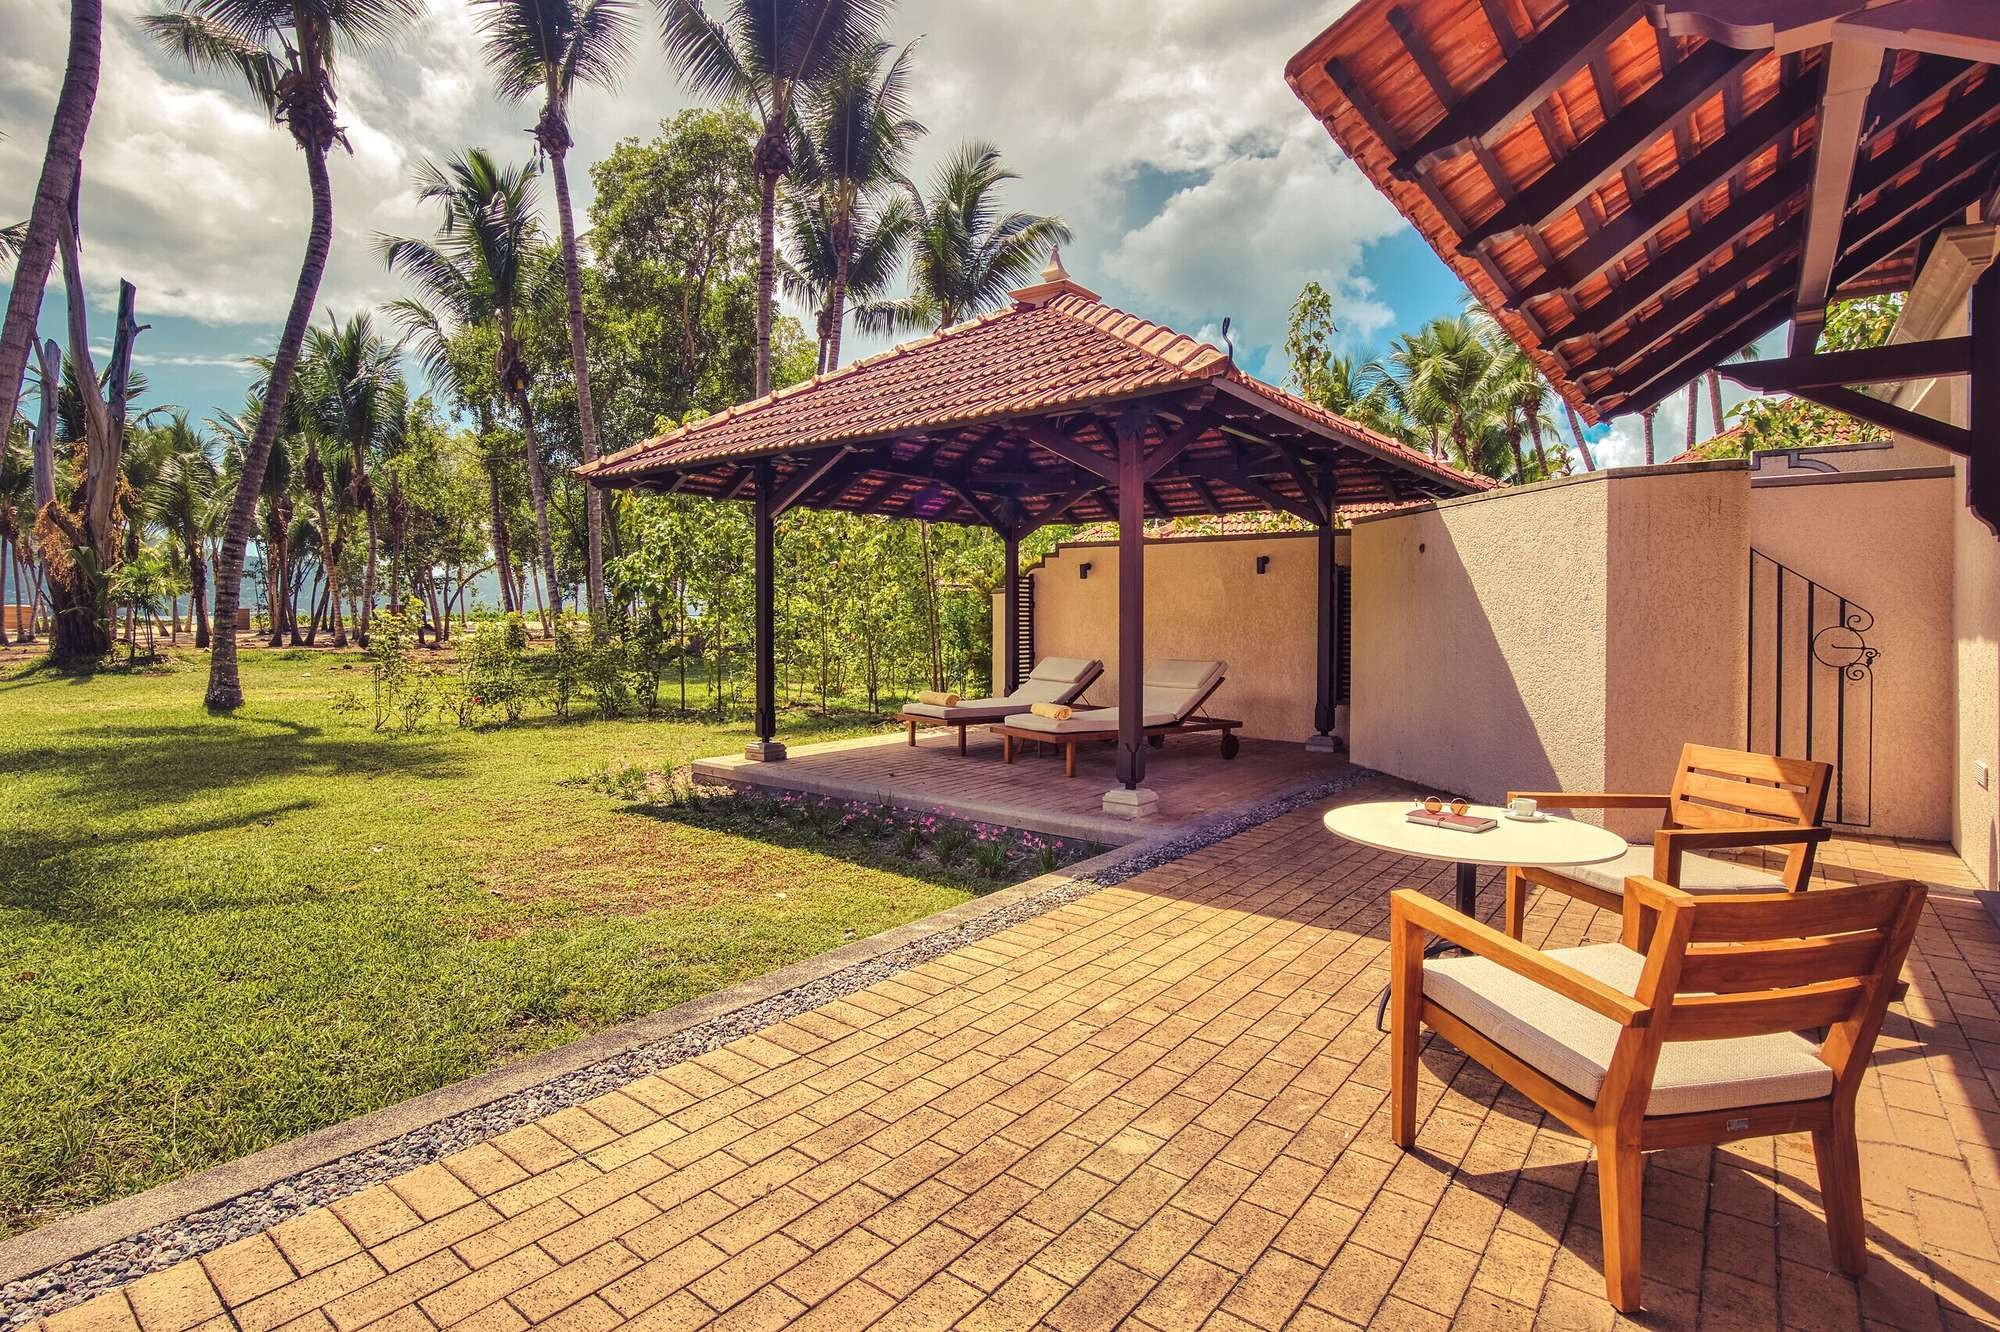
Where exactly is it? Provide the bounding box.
[0,648,1018,1238]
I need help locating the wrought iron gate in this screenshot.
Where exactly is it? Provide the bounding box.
[1012,572,1035,686]
[1746,549,1879,826]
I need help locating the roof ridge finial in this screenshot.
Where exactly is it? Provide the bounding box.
[1010,247,1099,308]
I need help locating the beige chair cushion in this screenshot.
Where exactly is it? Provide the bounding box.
[1424,943,1832,1117]
[1139,659,1226,721]
[1003,705,1175,733]
[1027,656,1101,685]
[905,659,1101,720]
[1545,844,1786,897]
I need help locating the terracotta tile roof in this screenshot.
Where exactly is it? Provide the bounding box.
[579,285,1486,498]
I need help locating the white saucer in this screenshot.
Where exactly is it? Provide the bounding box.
[1503,811,1549,823]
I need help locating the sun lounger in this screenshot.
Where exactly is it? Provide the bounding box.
[988,659,1239,776]
[895,657,1104,754]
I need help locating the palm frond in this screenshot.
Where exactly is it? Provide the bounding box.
[139,8,282,113]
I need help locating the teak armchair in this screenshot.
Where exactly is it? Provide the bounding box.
[1390,874,1925,1311]
[1506,743,1833,942]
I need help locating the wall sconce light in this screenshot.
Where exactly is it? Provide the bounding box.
[1079,562,1092,580]
[1255,556,1271,575]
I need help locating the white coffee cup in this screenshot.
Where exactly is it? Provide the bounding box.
[1508,796,1538,819]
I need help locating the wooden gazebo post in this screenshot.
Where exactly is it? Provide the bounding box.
[1001,515,1022,696]
[1107,413,1155,815]
[1310,471,1341,754]
[747,460,785,761]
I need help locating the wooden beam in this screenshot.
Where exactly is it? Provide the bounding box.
[1021,482,1102,535]
[752,461,779,751]
[1833,135,2000,283]
[1605,286,1793,413]
[938,476,1000,529]
[1142,414,1211,480]
[1202,465,1324,526]
[1278,450,1331,524]
[1389,2,1644,179]
[1795,43,1890,330]
[1113,417,1149,790]
[1569,228,1797,358]
[1851,72,2000,206]
[1512,89,1817,307]
[1459,42,1754,252]
[769,447,853,516]
[1969,257,2000,535]
[1790,384,1975,452]
[1021,424,1118,481]
[1592,263,1798,399]
[1722,337,1972,392]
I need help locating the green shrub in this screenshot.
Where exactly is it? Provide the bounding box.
[933,826,971,868]
[973,841,1010,878]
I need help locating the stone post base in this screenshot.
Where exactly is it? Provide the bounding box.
[1102,787,1160,819]
[744,740,789,762]
[1304,733,1344,755]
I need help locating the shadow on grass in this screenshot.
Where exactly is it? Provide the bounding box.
[612,798,1058,898]
[0,714,468,820]
[0,800,323,918]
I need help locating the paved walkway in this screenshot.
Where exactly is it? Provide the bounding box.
[692,730,1344,845]
[30,790,2000,1331]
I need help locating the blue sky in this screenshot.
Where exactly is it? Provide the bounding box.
[4,0,1713,465]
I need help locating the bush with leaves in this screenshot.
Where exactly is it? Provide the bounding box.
[362,609,432,731]
[457,613,537,725]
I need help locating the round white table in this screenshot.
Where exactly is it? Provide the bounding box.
[1323,800,1628,1027]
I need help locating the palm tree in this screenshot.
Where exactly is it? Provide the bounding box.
[299,311,401,644]
[788,39,921,370]
[1685,380,1699,454]
[0,0,102,451]
[0,432,33,642]
[1562,400,1597,472]
[144,0,420,708]
[381,148,562,624]
[861,142,1072,334]
[213,394,297,644]
[658,0,891,397]
[782,191,912,372]
[1641,402,1659,465]
[474,0,634,613]
[386,298,519,615]
[144,411,220,646]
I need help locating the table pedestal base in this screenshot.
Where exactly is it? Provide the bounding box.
[1375,861,1479,1032]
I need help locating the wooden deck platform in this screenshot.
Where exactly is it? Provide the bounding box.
[692,728,1347,845]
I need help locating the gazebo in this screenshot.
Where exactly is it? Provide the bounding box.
[578,257,1485,814]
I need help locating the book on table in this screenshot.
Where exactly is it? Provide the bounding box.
[1405,809,1497,833]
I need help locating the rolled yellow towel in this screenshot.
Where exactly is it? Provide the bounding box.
[917,689,959,707]
[1029,701,1073,721]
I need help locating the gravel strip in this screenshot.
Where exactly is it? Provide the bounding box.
[1,764,1380,1327]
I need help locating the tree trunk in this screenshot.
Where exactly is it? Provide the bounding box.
[1527,413,1552,477]
[359,497,378,644]
[1706,369,1726,441]
[825,224,852,371]
[514,386,561,626]
[0,536,11,645]
[755,165,778,398]
[0,0,101,442]
[548,142,604,612]
[1564,402,1597,472]
[188,533,210,648]
[485,456,516,614]
[1685,380,1699,452]
[1641,405,1658,465]
[207,137,334,710]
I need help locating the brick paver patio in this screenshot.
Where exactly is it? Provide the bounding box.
[30,785,2000,1331]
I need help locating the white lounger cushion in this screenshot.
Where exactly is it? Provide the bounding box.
[1544,844,1785,897]
[1001,659,1224,734]
[1424,942,1832,1117]
[903,658,1101,720]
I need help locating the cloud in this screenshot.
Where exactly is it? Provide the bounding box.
[5,0,1399,411]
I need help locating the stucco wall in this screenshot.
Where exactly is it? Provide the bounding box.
[1349,463,1745,838]
[999,531,1349,742]
[1746,472,1955,839]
